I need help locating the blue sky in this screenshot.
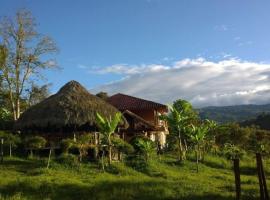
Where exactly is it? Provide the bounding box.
[1,0,270,107]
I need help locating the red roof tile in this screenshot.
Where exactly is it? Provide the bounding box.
[107,93,168,112]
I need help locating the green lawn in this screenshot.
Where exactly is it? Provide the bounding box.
[0,154,269,200]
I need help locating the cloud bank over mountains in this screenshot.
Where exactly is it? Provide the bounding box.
[90,58,270,107]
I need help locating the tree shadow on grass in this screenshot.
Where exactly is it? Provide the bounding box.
[1,158,45,175]
[0,178,242,200]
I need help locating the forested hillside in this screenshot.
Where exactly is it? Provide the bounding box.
[199,104,270,123]
[240,113,270,130]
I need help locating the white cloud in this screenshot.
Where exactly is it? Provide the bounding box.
[88,64,170,75]
[91,58,270,107]
[238,41,253,47]
[214,25,229,31]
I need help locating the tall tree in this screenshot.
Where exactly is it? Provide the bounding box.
[0,9,58,120]
[26,83,50,107]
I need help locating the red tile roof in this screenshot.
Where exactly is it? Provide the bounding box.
[107,93,168,112]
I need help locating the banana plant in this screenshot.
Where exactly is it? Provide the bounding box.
[160,104,190,162]
[189,123,209,172]
[95,112,122,165]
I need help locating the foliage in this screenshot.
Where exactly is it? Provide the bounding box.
[54,154,79,169]
[199,104,270,124]
[223,143,245,160]
[60,138,74,155]
[131,136,156,162]
[187,120,216,172]
[160,99,198,162]
[74,134,92,162]
[25,83,51,107]
[214,123,270,155]
[95,112,122,165]
[0,131,21,157]
[241,113,270,130]
[24,136,46,157]
[0,9,58,120]
[24,136,46,150]
[0,107,13,130]
[111,136,134,154]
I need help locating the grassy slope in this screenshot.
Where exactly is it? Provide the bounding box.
[0,155,269,200]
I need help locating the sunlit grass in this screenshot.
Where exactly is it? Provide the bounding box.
[0,154,269,200]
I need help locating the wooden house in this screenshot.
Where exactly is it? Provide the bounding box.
[107,93,169,148]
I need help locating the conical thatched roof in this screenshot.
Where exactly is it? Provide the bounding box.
[16,81,127,131]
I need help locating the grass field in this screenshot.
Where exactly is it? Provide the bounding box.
[0,154,269,200]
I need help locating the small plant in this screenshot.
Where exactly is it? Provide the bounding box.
[75,134,92,162]
[111,136,134,157]
[60,138,74,155]
[0,131,21,157]
[55,154,79,169]
[24,136,46,158]
[223,143,245,160]
[130,136,156,160]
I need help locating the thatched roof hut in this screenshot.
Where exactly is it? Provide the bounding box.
[16,81,127,132]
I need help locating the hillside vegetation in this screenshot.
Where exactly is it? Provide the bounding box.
[199,104,270,123]
[241,113,270,130]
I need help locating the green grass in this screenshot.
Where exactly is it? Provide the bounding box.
[0,154,269,200]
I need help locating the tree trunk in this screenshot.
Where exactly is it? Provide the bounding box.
[108,145,112,165]
[108,136,112,165]
[177,128,184,162]
[94,132,99,160]
[101,150,105,172]
[79,149,82,162]
[30,149,33,158]
[16,98,20,120]
[196,144,199,173]
[47,148,52,169]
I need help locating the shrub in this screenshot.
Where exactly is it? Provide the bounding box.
[223,143,245,160]
[111,136,134,154]
[24,136,46,158]
[60,138,74,154]
[130,136,156,162]
[55,154,79,168]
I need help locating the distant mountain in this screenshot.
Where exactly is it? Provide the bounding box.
[240,113,270,130]
[198,104,270,123]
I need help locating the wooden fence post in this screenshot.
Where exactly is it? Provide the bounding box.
[233,158,241,200]
[0,138,4,163]
[256,153,269,200]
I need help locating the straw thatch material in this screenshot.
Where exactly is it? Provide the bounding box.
[16,81,127,131]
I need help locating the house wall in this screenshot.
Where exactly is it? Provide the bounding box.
[130,109,155,124]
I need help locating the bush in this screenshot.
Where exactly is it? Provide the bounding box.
[111,136,134,154]
[223,143,245,160]
[130,136,156,162]
[55,154,79,168]
[60,138,74,154]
